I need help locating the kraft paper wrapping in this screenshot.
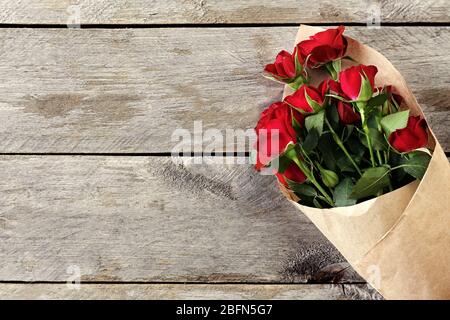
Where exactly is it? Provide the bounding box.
[280,25,450,299]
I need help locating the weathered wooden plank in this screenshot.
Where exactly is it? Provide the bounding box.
[0,283,381,300]
[1,157,447,286]
[0,155,349,282]
[0,0,448,24]
[0,27,448,153]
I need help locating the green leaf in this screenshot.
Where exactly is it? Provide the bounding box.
[305,110,325,136]
[342,125,354,142]
[302,129,319,153]
[380,110,410,136]
[313,197,324,208]
[291,110,303,135]
[274,154,292,174]
[280,142,302,173]
[288,78,305,91]
[332,59,342,74]
[350,167,391,200]
[390,152,406,179]
[305,91,323,113]
[401,151,431,180]
[347,135,366,161]
[318,134,338,171]
[324,63,337,80]
[367,113,380,130]
[336,152,355,173]
[287,179,318,197]
[327,104,340,127]
[359,128,387,151]
[333,178,357,207]
[358,74,373,101]
[367,93,388,109]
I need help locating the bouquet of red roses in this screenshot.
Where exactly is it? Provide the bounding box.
[254,25,450,299]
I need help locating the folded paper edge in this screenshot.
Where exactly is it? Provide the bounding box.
[356,142,448,259]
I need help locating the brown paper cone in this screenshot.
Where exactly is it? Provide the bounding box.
[280,25,450,299]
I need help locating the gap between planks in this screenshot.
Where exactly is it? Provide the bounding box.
[1,22,450,29]
[1,155,446,284]
[0,0,449,25]
[0,283,381,300]
[0,27,447,153]
[0,155,353,283]
[0,153,448,157]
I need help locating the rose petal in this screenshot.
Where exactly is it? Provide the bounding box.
[337,101,360,124]
[339,66,362,100]
[275,162,307,186]
[388,116,428,152]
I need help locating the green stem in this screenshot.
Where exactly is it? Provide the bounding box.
[390,164,418,171]
[324,60,341,81]
[288,75,307,90]
[356,101,376,167]
[325,118,362,176]
[376,151,383,166]
[291,157,335,207]
[324,64,337,81]
[364,123,376,167]
[383,151,393,192]
[359,117,376,168]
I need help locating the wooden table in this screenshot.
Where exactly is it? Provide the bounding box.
[0,1,448,300]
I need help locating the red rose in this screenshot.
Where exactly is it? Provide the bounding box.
[275,162,307,186]
[254,102,303,170]
[337,101,360,124]
[264,48,302,83]
[298,25,347,67]
[388,116,428,153]
[328,79,343,96]
[339,65,378,101]
[284,81,328,114]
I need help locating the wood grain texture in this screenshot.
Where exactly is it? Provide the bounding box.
[0,27,448,153]
[0,283,381,300]
[0,155,348,282]
[0,0,449,24]
[4,155,444,286]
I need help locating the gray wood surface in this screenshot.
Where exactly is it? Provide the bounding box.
[0,0,448,24]
[0,155,335,282]
[1,1,449,299]
[3,155,443,290]
[0,27,448,153]
[0,283,381,300]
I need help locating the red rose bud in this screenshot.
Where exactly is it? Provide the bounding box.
[264,48,304,86]
[320,168,339,188]
[275,162,307,186]
[298,25,347,67]
[339,65,378,101]
[388,116,428,153]
[337,101,360,124]
[254,102,303,169]
[284,83,327,114]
